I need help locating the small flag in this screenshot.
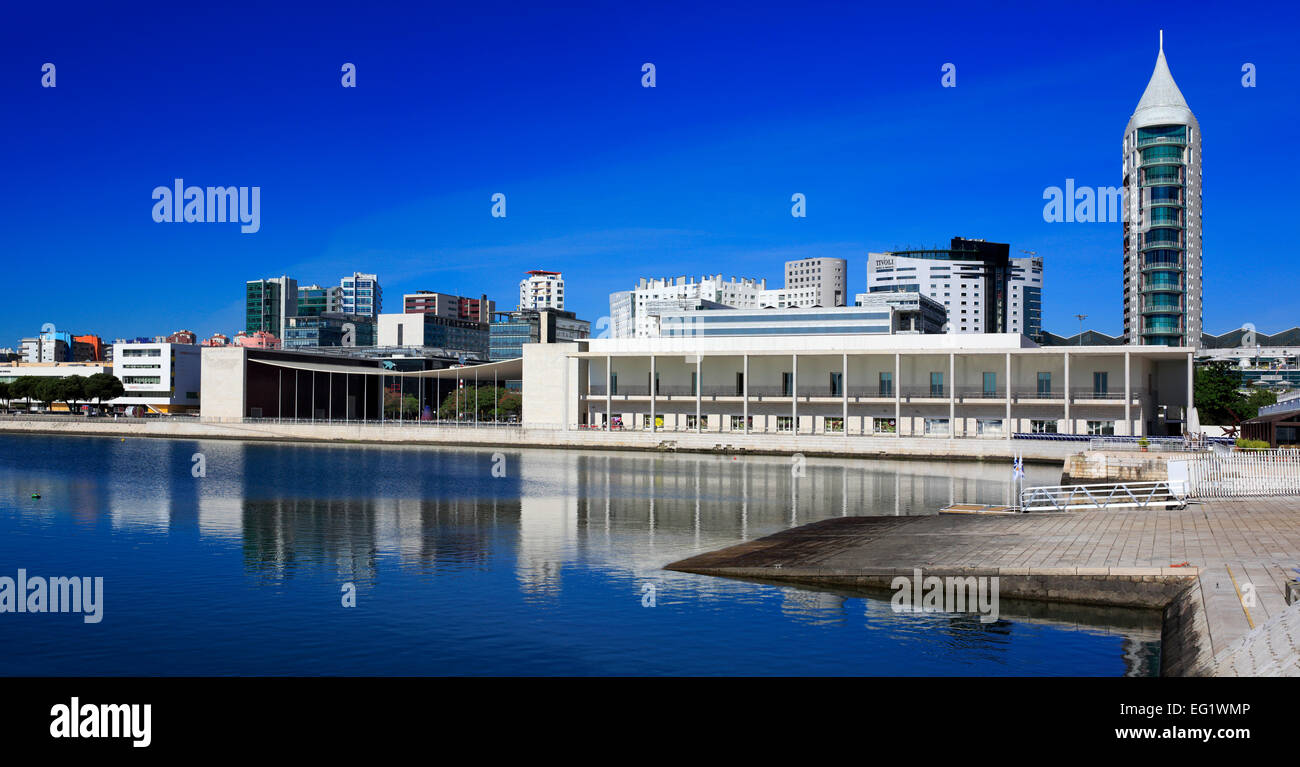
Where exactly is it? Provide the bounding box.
[1013,454,1024,480]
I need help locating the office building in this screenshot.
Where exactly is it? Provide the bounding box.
[403,291,495,322]
[609,275,770,339]
[298,284,342,317]
[377,312,489,358]
[1122,34,1202,348]
[246,276,298,340]
[519,270,565,310]
[284,313,378,350]
[111,341,202,414]
[339,272,382,319]
[866,237,1042,340]
[763,257,847,308]
[853,292,947,334]
[489,308,591,361]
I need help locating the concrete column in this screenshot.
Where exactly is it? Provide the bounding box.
[948,352,955,437]
[1005,352,1011,440]
[1186,350,1194,435]
[605,354,611,432]
[561,358,568,432]
[743,354,749,435]
[1063,351,1070,434]
[842,352,848,437]
[894,352,901,439]
[791,353,798,434]
[1124,351,1132,436]
[695,354,702,433]
[649,355,656,433]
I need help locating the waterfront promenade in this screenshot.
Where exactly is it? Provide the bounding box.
[0,417,1082,463]
[667,497,1300,676]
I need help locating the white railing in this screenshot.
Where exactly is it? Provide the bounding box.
[1182,450,1300,498]
[1087,436,1218,452]
[1019,481,1187,512]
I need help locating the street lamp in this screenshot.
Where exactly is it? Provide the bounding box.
[1074,314,1088,345]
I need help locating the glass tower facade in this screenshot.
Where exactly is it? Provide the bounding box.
[1123,38,1201,347]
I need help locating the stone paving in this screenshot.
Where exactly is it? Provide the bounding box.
[667,496,1300,676]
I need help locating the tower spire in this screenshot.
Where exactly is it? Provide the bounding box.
[1159,29,1164,54]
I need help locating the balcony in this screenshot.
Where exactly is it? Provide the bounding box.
[1137,135,1187,148]
[1141,305,1183,316]
[1140,156,1184,167]
[1141,177,1184,188]
[953,386,1007,400]
[1011,389,1065,401]
[1141,239,1183,251]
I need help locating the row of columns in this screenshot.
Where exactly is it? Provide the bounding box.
[594,349,1150,437]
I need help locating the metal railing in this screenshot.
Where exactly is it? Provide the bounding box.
[1182,450,1300,498]
[1020,481,1187,512]
[1087,436,1224,452]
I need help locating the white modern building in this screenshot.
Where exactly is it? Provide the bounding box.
[852,292,948,334]
[762,257,847,308]
[111,342,202,413]
[339,272,382,319]
[609,275,769,339]
[519,270,565,310]
[1122,34,1202,348]
[523,334,1194,438]
[866,238,1042,340]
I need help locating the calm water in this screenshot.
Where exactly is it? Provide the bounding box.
[0,434,1160,676]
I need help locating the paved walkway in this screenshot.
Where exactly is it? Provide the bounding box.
[667,497,1300,676]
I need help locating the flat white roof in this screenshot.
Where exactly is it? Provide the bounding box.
[581,333,1192,357]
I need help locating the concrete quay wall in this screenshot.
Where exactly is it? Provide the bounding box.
[0,418,1078,463]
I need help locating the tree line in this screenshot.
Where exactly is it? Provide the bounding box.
[0,373,125,413]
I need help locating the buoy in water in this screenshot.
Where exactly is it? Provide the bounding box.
[30,493,40,499]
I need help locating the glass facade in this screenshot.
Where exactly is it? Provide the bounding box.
[1135,125,1190,345]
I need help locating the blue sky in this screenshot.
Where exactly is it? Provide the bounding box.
[2,1,1296,345]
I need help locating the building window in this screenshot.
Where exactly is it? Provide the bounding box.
[777,416,794,432]
[873,417,897,434]
[1087,420,1115,436]
[924,418,950,436]
[829,372,843,397]
[825,417,844,433]
[609,373,618,396]
[735,372,744,396]
[879,372,893,397]
[1037,372,1052,396]
[977,418,1004,436]
[1093,372,1108,396]
[982,372,997,397]
[781,372,793,397]
[930,372,944,397]
[730,415,751,431]
[1031,419,1057,434]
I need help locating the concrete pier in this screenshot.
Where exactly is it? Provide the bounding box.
[667,497,1300,676]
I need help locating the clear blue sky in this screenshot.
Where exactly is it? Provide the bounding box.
[2,1,1296,345]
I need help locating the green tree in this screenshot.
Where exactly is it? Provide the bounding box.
[84,373,125,410]
[1240,386,1278,421]
[1194,361,1244,424]
[54,375,87,413]
[0,381,9,409]
[33,378,60,411]
[9,377,39,411]
[437,385,508,421]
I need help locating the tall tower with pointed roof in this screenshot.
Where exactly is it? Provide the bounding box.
[1123,31,1201,347]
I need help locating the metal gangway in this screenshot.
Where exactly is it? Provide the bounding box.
[1018,481,1187,512]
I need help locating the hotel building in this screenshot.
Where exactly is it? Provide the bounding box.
[1122,35,1202,347]
[519,270,565,311]
[866,238,1042,340]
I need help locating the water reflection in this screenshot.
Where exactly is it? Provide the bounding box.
[0,434,1159,676]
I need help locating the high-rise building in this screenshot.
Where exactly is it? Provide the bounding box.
[762,257,847,308]
[403,291,495,322]
[1122,33,1201,347]
[609,275,769,339]
[339,272,382,319]
[297,284,342,317]
[865,237,1043,339]
[246,276,298,340]
[519,270,565,310]
[490,309,590,361]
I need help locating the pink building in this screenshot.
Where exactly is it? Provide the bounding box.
[233,331,281,349]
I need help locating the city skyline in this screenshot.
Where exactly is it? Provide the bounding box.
[2,4,1295,347]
